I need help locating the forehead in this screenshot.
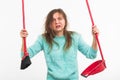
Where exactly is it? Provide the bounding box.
[53,12,64,18]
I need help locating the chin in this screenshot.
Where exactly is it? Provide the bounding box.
[55,29,64,33]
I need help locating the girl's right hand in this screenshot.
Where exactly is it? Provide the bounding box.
[20,29,28,38]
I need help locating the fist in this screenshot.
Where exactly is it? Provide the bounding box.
[92,25,99,36]
[20,29,28,38]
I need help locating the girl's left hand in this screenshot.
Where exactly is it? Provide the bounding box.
[92,25,99,37]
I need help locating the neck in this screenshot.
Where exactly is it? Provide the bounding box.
[55,30,64,36]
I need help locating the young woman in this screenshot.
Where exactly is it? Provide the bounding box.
[20,8,99,80]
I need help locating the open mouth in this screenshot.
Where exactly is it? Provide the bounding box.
[56,25,61,28]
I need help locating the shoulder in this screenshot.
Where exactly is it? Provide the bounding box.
[70,31,82,38]
[36,34,46,42]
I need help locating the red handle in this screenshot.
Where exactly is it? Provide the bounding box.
[86,0,104,61]
[22,0,28,56]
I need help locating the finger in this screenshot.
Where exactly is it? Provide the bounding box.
[92,28,99,35]
[21,29,28,34]
[21,29,27,32]
[92,25,96,28]
[21,33,28,38]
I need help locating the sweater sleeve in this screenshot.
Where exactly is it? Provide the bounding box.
[76,33,97,59]
[21,35,43,58]
[28,35,44,58]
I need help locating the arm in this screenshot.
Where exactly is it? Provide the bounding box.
[20,29,43,58]
[76,26,99,59]
[91,25,99,50]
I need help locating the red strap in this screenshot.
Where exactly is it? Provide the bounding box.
[86,0,105,61]
[22,0,28,56]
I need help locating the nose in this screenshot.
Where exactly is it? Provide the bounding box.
[55,19,59,24]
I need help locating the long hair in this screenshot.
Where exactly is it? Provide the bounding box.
[43,8,73,50]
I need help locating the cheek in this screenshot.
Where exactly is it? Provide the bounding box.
[62,20,66,26]
[62,22,66,28]
[50,23,55,29]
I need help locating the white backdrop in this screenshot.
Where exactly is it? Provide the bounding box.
[0,0,120,80]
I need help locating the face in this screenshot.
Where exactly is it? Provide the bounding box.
[50,12,65,34]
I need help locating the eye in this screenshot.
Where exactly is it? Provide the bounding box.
[52,18,55,22]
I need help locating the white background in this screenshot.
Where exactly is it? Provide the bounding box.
[0,0,120,80]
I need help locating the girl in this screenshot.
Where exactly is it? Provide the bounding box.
[20,8,99,80]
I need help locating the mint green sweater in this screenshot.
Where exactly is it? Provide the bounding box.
[22,32,97,80]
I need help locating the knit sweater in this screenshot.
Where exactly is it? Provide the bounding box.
[21,32,97,80]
